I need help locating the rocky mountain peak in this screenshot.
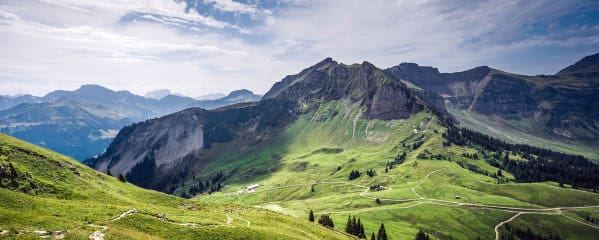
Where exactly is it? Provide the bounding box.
[557,52,599,77]
[262,58,428,120]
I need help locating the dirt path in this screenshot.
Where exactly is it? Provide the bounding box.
[494,212,523,240]
[411,169,446,198]
[226,214,233,226]
[110,209,136,222]
[236,215,251,227]
[88,209,136,240]
[562,214,599,230]
[238,168,599,236]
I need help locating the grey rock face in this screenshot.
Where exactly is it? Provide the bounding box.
[94,58,439,192]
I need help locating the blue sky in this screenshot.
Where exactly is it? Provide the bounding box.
[0,0,598,97]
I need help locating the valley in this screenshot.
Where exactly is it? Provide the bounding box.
[2,1,599,239]
[83,57,599,239]
[192,101,599,239]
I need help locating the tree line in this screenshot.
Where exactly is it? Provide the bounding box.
[309,210,439,240]
[443,123,599,191]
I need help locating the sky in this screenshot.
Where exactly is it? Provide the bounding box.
[1,0,598,97]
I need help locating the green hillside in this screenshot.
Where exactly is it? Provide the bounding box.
[447,107,599,160]
[0,133,347,239]
[189,100,599,239]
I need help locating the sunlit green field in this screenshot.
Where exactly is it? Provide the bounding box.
[197,100,599,239]
[0,134,346,240]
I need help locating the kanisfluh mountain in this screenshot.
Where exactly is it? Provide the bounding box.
[0,85,261,160]
[89,58,434,191]
[87,55,599,239]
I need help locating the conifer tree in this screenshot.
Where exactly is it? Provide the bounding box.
[377,223,388,240]
[345,216,352,233]
[371,232,376,240]
[309,210,315,222]
[117,173,127,182]
[415,229,430,240]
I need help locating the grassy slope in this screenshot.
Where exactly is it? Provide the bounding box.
[0,134,346,240]
[448,107,599,160]
[194,100,599,240]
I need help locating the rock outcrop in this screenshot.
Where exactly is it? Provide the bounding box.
[92,58,439,192]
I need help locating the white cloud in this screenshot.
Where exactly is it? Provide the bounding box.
[0,0,598,97]
[36,0,244,30]
[203,0,262,14]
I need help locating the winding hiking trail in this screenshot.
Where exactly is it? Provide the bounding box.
[494,212,524,240]
[88,209,136,240]
[239,168,599,238]
[86,207,250,239]
[87,208,225,239]
[411,169,446,198]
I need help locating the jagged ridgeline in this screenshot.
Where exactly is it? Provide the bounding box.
[89,58,441,192]
[88,57,599,239]
[386,53,599,159]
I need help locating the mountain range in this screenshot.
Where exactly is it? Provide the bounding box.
[90,54,599,193]
[79,54,599,239]
[2,54,599,239]
[0,85,261,160]
[385,53,599,159]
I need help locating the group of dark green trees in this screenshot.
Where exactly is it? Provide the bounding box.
[180,171,226,198]
[308,210,442,240]
[366,169,377,177]
[345,215,366,238]
[500,223,561,240]
[386,151,407,172]
[106,169,127,183]
[310,210,334,228]
[443,121,599,191]
[344,215,388,240]
[317,214,334,228]
[308,211,393,240]
[348,170,361,180]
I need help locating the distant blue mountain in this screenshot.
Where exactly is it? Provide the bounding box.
[0,85,261,161]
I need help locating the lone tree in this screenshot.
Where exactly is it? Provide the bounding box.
[371,232,376,240]
[309,210,315,222]
[106,169,112,176]
[415,229,430,240]
[377,223,388,240]
[117,173,127,182]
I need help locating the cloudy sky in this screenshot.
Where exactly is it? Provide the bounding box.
[1,0,598,97]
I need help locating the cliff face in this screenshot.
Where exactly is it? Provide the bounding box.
[386,53,599,144]
[469,74,537,118]
[264,59,427,120]
[385,64,491,99]
[92,58,437,192]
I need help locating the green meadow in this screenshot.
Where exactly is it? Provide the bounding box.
[196,100,599,239]
[0,134,346,239]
